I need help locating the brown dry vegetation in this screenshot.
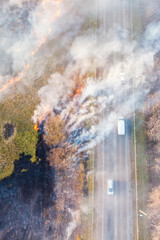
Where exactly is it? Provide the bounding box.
[148,186,160,240]
[145,92,160,187]
[145,91,160,239]
[44,114,66,146]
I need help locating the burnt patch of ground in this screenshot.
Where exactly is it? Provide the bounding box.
[0,150,56,240]
[0,133,64,240]
[0,132,80,240]
[3,123,15,140]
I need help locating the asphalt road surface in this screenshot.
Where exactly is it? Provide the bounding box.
[94,0,134,239]
[95,120,133,240]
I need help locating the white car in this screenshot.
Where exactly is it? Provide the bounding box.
[108,180,114,195]
[120,72,125,84]
[118,117,125,135]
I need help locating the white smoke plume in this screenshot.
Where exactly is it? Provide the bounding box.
[32,17,160,152]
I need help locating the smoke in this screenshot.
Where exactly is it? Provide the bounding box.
[32,73,71,122]
[143,21,160,51]
[0,0,94,97]
[31,16,160,155]
[1,0,160,237]
[66,209,80,240]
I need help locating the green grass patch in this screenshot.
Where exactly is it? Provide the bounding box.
[0,76,50,180]
[81,151,95,240]
[134,111,149,240]
[0,92,39,180]
[21,168,28,173]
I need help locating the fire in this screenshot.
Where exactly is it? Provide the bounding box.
[34,123,39,131]
[31,36,47,56]
[67,83,86,99]
[75,83,86,96]
[0,72,24,93]
[34,109,51,132]
[34,110,51,132]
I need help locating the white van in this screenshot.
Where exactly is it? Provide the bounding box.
[118,117,125,135]
[108,180,114,195]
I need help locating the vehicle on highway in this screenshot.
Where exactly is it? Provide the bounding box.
[120,72,125,84]
[118,117,125,135]
[108,180,114,195]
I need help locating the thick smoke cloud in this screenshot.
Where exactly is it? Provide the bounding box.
[32,18,160,152]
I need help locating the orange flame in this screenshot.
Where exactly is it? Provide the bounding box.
[75,83,85,96]
[31,36,47,56]
[34,110,51,131]
[67,83,86,99]
[34,123,39,131]
[0,72,24,93]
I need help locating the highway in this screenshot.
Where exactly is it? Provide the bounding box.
[94,0,134,239]
[95,121,133,240]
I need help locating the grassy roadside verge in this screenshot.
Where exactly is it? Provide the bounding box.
[132,111,149,240]
[80,151,95,240]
